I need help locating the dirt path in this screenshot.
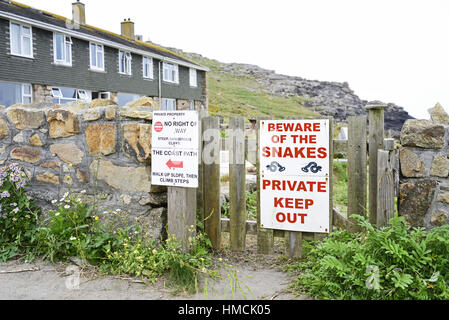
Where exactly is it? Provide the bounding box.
[0,236,309,300]
[0,260,302,300]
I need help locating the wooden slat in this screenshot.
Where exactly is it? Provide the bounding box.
[256,117,274,254]
[197,110,209,222]
[202,116,222,249]
[167,187,197,253]
[285,231,303,259]
[376,149,395,227]
[229,116,247,251]
[347,115,367,232]
[333,139,348,155]
[367,105,388,226]
[328,117,334,233]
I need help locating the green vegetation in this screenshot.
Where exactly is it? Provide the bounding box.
[0,163,217,293]
[333,161,348,215]
[186,55,319,121]
[221,191,258,222]
[290,215,449,300]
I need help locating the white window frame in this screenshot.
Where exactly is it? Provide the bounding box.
[52,88,63,99]
[51,87,91,104]
[53,33,72,66]
[162,98,177,111]
[21,84,33,104]
[89,42,105,71]
[0,81,33,106]
[119,50,132,75]
[162,62,179,84]
[142,56,153,79]
[189,68,197,87]
[9,21,33,58]
[77,90,89,101]
[99,92,111,100]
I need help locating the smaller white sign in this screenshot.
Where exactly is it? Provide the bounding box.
[151,111,199,188]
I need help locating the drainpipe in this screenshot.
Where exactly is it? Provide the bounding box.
[158,60,162,107]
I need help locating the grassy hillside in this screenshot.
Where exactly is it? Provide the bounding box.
[185,55,320,121]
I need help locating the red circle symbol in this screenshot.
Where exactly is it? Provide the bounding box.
[154,122,163,133]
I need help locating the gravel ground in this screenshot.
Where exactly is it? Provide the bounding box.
[0,235,309,300]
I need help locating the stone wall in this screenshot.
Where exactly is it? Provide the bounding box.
[0,97,167,240]
[399,103,449,229]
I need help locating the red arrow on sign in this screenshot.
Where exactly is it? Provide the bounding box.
[166,159,183,169]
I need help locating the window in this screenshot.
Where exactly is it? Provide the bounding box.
[54,33,72,65]
[162,98,177,111]
[22,84,32,104]
[117,92,141,107]
[119,51,132,75]
[189,68,197,87]
[10,22,33,58]
[162,62,179,83]
[189,100,195,110]
[99,92,111,100]
[77,90,89,101]
[90,42,104,71]
[52,87,91,104]
[0,81,32,107]
[142,57,153,79]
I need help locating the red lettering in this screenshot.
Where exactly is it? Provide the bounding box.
[318,182,327,192]
[287,213,297,224]
[304,123,312,131]
[262,180,271,190]
[262,179,328,192]
[318,147,328,159]
[307,148,316,158]
[262,146,271,157]
[306,181,316,192]
[298,214,308,224]
[274,197,284,208]
[266,122,322,132]
[305,199,314,209]
[295,147,306,158]
[276,212,286,223]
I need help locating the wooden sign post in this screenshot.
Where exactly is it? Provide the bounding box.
[151,110,200,252]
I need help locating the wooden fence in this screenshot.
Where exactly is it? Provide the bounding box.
[170,105,397,258]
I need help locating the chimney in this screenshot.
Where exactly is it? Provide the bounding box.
[72,1,86,25]
[121,18,135,40]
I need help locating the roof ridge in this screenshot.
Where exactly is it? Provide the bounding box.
[7,0,199,67]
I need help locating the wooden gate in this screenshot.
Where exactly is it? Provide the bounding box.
[172,105,397,258]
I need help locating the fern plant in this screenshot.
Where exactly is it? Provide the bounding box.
[291,215,449,300]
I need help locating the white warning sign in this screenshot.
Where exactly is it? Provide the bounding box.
[151,111,199,188]
[259,119,330,233]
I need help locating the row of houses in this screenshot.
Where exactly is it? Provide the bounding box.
[0,0,209,110]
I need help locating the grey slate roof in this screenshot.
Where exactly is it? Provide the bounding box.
[0,0,202,68]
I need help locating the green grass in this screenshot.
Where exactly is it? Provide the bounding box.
[185,55,320,122]
[333,161,348,216]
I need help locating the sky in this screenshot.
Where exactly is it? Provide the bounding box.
[15,0,449,119]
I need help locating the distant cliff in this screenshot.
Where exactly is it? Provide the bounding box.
[171,49,413,134]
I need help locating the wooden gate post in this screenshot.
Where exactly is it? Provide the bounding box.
[229,116,246,251]
[376,140,395,227]
[347,115,367,232]
[367,105,388,226]
[256,117,274,254]
[167,187,197,253]
[202,116,221,249]
[197,110,209,222]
